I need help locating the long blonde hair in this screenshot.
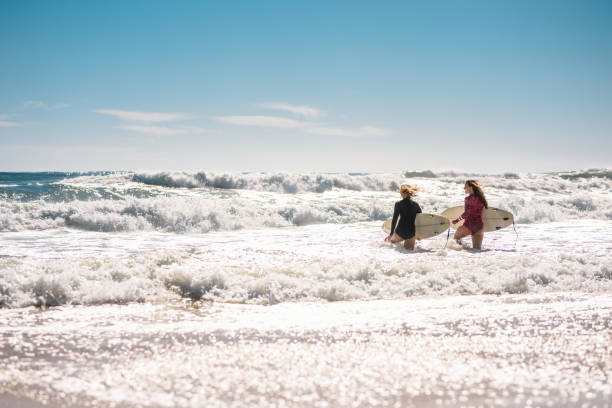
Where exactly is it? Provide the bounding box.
[465,179,488,208]
[400,184,418,199]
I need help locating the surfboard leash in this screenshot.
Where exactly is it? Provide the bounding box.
[443,227,450,249]
[512,220,518,249]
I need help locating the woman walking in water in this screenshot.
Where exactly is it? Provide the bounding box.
[385,184,422,250]
[452,179,488,249]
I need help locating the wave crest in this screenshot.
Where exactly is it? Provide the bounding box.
[132,171,399,193]
[0,197,391,233]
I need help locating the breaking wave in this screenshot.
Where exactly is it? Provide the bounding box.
[131,171,400,193]
[0,197,390,233]
[1,191,610,234]
[1,169,611,233]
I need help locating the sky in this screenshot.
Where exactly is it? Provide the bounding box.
[1,0,611,173]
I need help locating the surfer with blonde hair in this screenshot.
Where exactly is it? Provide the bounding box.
[385,184,422,250]
[452,179,488,249]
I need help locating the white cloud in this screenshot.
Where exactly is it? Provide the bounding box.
[0,120,21,128]
[306,125,391,138]
[119,125,186,136]
[119,125,219,136]
[215,112,390,137]
[51,103,70,110]
[355,126,392,137]
[257,103,325,119]
[24,101,44,108]
[24,100,69,110]
[95,109,189,122]
[181,126,221,135]
[0,144,133,153]
[215,115,309,128]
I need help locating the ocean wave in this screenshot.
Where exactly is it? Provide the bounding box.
[1,184,611,234]
[0,173,156,203]
[1,170,611,233]
[125,169,612,198]
[404,168,612,181]
[403,170,438,178]
[131,171,400,193]
[556,169,612,180]
[0,255,152,308]
[0,197,391,233]
[444,176,610,198]
[3,169,611,199]
[1,245,610,308]
[499,195,612,223]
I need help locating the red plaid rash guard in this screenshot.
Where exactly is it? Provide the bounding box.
[461,194,485,233]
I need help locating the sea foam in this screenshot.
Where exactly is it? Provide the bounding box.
[1,220,611,308]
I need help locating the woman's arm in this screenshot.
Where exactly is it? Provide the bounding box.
[389,202,400,236]
[453,197,468,224]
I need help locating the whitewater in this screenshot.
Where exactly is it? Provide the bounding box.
[1,169,611,407]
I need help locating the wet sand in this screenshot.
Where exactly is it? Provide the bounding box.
[0,394,49,408]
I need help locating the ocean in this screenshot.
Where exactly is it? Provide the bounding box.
[1,169,611,407]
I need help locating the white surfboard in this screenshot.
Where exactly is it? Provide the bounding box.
[382,213,450,239]
[441,206,514,232]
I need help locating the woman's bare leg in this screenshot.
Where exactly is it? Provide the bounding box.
[471,229,484,249]
[389,233,404,243]
[403,237,416,250]
[453,226,471,244]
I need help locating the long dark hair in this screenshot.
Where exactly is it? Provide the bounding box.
[466,179,488,208]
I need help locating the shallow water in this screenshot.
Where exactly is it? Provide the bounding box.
[1,219,611,308]
[1,295,611,407]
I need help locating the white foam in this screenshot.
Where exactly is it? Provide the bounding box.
[1,220,610,308]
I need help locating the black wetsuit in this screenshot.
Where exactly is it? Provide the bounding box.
[390,198,422,239]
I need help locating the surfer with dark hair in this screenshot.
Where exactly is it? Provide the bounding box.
[452,179,488,249]
[385,184,422,250]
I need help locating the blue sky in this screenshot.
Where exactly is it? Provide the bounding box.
[1,0,611,172]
